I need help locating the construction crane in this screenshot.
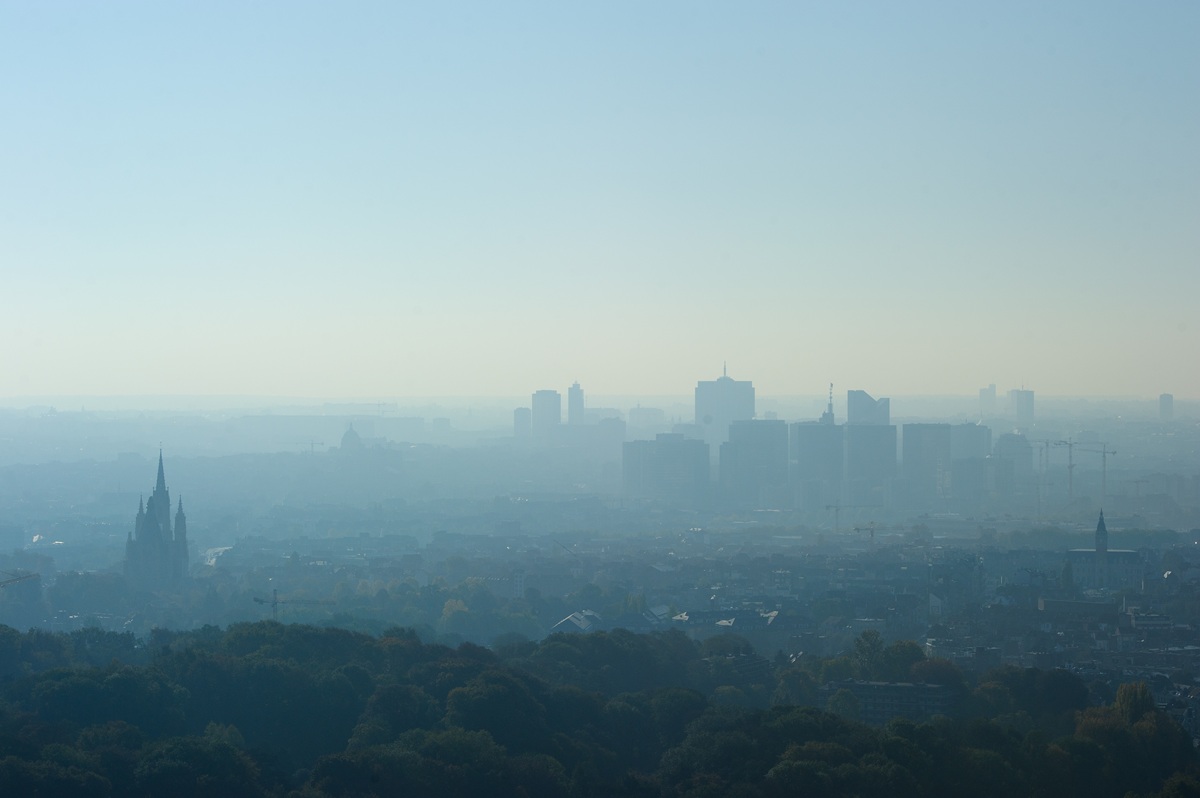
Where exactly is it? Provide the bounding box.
[824,503,878,534]
[1026,439,1052,521]
[852,522,905,542]
[552,539,583,564]
[1054,438,1078,501]
[1053,438,1116,504]
[1076,443,1116,506]
[253,589,332,622]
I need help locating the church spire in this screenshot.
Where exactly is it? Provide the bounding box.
[156,449,167,493]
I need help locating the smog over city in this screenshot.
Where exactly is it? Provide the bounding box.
[1,3,1198,796]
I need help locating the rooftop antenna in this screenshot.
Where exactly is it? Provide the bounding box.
[723,361,727,377]
[820,383,836,425]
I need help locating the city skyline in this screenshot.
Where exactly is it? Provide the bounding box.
[3,3,1197,399]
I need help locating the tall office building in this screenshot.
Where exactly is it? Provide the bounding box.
[979,384,997,415]
[1008,389,1034,429]
[847,390,890,425]
[791,421,843,509]
[719,419,789,507]
[843,389,894,505]
[568,382,584,425]
[531,390,561,438]
[628,405,667,434]
[694,367,755,451]
[1160,393,1174,421]
[993,433,1033,482]
[843,425,896,506]
[950,423,992,461]
[948,423,993,515]
[902,423,952,508]
[623,433,710,505]
[513,407,532,438]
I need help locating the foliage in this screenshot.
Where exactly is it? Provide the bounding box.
[0,623,1194,797]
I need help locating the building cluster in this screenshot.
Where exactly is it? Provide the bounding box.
[601,371,1045,514]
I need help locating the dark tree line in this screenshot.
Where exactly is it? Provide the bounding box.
[0,621,1197,797]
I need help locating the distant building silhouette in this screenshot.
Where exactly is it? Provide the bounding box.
[847,390,889,425]
[568,382,584,425]
[694,366,754,451]
[125,451,188,588]
[843,424,896,506]
[902,423,952,508]
[513,407,532,438]
[950,423,992,461]
[979,384,997,415]
[948,423,994,513]
[1008,389,1034,429]
[340,424,364,450]
[628,405,667,434]
[531,390,561,438]
[720,419,789,507]
[1066,511,1141,590]
[843,389,895,505]
[791,420,843,509]
[993,433,1033,482]
[623,433,710,505]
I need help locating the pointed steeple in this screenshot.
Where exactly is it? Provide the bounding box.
[137,497,145,517]
[1095,509,1108,555]
[156,449,167,493]
[174,496,188,542]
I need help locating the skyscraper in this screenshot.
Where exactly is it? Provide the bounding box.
[568,382,584,425]
[843,425,896,506]
[513,407,532,438]
[902,423,952,508]
[694,366,755,451]
[979,384,997,416]
[1160,393,1174,421]
[950,423,992,461]
[1008,389,1034,429]
[791,421,843,509]
[719,419,789,507]
[531,390,561,438]
[623,433,710,505]
[847,390,890,425]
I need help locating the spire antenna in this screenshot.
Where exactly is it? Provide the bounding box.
[156,449,167,492]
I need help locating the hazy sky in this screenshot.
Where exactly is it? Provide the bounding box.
[2,2,1197,400]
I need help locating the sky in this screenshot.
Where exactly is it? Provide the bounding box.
[2,2,1197,401]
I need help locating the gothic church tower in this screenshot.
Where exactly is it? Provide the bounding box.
[125,451,189,588]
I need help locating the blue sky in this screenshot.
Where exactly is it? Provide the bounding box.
[2,2,1197,399]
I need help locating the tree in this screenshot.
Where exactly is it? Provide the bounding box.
[852,630,884,679]
[826,689,861,722]
[445,670,549,753]
[880,641,925,681]
[1115,682,1155,725]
